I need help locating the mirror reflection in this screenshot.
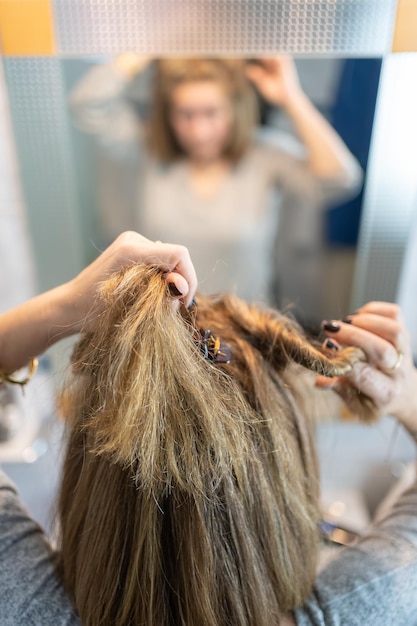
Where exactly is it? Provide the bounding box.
[10,56,383,328]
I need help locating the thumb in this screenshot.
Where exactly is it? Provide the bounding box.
[166,272,189,300]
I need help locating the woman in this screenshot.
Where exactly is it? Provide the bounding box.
[1,233,416,625]
[71,56,362,303]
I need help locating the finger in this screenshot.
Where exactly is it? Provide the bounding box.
[109,231,155,266]
[322,320,399,372]
[315,374,339,389]
[168,247,198,307]
[356,301,404,323]
[150,244,197,308]
[322,377,369,417]
[165,273,188,312]
[137,259,195,309]
[346,362,397,406]
[166,272,189,299]
[134,243,197,293]
[322,337,341,354]
[346,313,407,353]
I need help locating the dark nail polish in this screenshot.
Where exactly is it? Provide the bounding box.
[168,283,183,297]
[188,297,198,310]
[342,317,353,324]
[322,321,341,333]
[324,338,339,351]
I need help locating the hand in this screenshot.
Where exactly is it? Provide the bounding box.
[245,56,303,108]
[0,232,196,374]
[112,53,152,79]
[66,231,197,332]
[317,302,417,433]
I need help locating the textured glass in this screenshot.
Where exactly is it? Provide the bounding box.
[53,0,397,56]
[351,54,417,308]
[4,59,84,292]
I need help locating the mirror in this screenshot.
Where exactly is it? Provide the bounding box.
[2,0,417,534]
[4,54,383,329]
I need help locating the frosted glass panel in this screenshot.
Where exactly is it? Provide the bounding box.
[4,58,84,292]
[53,0,397,56]
[351,53,417,309]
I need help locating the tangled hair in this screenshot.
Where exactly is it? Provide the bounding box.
[57,265,376,626]
[146,58,259,163]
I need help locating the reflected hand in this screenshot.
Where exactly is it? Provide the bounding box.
[68,231,197,331]
[245,56,303,108]
[317,302,417,434]
[112,53,152,79]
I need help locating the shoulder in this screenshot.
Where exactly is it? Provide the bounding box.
[296,491,417,625]
[0,470,80,625]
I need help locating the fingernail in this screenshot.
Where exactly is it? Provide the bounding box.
[168,283,183,297]
[342,317,353,324]
[324,338,339,351]
[322,321,341,333]
[188,297,198,310]
[315,378,334,390]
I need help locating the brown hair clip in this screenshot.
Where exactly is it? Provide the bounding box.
[181,298,232,364]
[196,329,232,364]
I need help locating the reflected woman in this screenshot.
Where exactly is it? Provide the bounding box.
[71,56,361,304]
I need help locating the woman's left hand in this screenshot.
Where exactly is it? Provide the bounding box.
[317,302,417,434]
[245,56,303,108]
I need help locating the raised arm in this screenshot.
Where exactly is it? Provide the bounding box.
[0,232,197,375]
[246,57,362,188]
[69,54,151,150]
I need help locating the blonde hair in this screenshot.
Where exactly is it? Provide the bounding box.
[57,265,375,626]
[147,58,259,163]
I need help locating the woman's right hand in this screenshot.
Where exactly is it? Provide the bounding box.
[0,232,196,375]
[317,302,417,436]
[66,231,197,333]
[245,56,303,109]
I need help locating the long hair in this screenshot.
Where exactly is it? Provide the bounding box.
[146,58,259,163]
[57,264,375,626]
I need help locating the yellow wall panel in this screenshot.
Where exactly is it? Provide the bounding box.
[392,0,417,52]
[0,0,55,55]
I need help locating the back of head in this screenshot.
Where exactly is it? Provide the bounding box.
[57,264,374,626]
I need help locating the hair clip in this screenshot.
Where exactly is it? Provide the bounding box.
[179,299,231,364]
[196,329,232,364]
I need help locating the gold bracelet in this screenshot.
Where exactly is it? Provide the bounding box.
[0,358,39,388]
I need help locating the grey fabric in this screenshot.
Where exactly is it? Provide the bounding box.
[2,465,417,624]
[296,472,417,625]
[70,63,362,304]
[0,469,80,625]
